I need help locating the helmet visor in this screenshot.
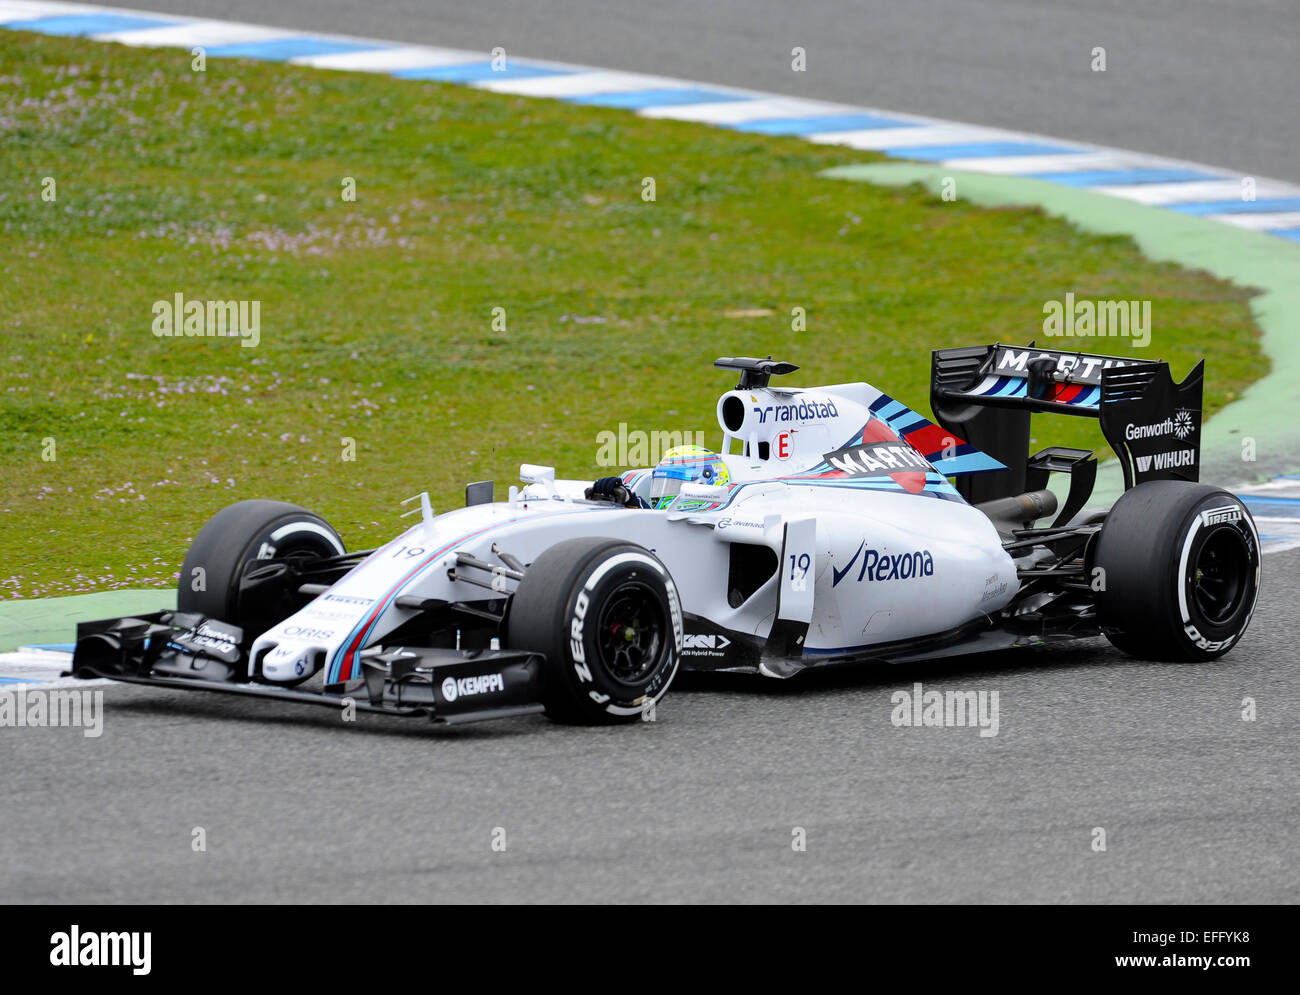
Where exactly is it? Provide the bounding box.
[649,472,686,503]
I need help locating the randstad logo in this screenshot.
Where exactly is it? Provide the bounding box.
[753,399,838,424]
[151,293,261,347]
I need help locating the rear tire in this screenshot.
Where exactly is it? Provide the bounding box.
[1091,481,1260,661]
[505,538,683,724]
[178,499,344,649]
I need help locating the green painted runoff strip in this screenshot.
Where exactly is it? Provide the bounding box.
[0,589,174,653]
[821,163,1300,505]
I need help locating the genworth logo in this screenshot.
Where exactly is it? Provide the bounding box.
[1126,409,1195,442]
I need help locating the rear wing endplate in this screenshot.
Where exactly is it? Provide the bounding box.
[930,343,1204,500]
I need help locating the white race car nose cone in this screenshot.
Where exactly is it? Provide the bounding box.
[260,643,316,683]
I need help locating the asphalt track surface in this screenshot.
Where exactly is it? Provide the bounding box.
[123,0,1300,185]
[3,547,1296,903]
[3,2,1297,903]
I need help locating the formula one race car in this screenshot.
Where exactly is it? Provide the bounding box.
[72,346,1262,726]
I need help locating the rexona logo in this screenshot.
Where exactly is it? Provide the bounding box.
[1201,505,1243,526]
[682,633,732,656]
[1135,449,1196,473]
[1125,409,1195,441]
[440,673,505,702]
[833,541,935,587]
[753,399,838,424]
[823,442,935,476]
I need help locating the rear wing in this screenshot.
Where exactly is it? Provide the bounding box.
[930,344,1204,506]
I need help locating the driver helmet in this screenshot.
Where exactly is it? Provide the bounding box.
[649,445,730,509]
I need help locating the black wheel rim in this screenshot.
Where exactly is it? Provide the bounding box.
[595,580,667,685]
[234,528,341,639]
[268,533,340,561]
[1191,527,1250,625]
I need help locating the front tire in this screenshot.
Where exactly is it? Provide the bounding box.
[505,538,683,724]
[177,499,345,649]
[1091,481,1260,661]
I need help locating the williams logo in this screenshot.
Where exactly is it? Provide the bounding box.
[1135,449,1196,473]
[833,542,935,587]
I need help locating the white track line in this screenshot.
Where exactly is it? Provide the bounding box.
[96,21,285,46]
[474,70,682,96]
[637,96,866,124]
[293,46,480,71]
[1203,212,1300,231]
[1091,179,1297,206]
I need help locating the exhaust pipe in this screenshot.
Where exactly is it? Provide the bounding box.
[975,489,1058,528]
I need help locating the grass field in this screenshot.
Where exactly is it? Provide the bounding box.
[0,31,1267,598]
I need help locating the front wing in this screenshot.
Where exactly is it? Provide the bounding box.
[70,611,546,724]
